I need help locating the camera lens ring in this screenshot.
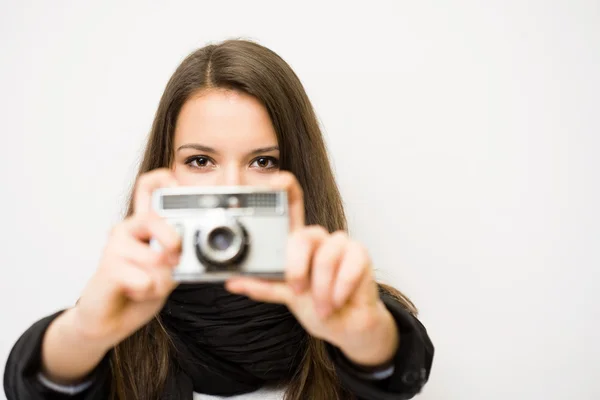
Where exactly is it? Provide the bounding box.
[195,217,247,266]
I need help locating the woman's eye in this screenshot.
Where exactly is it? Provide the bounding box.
[250,157,279,170]
[185,156,215,169]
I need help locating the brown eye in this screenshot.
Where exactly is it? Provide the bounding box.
[185,156,215,169]
[250,156,279,170]
[195,157,208,167]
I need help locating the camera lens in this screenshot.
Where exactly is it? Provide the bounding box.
[208,227,234,251]
[194,218,248,269]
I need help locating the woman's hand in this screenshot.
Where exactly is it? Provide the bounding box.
[225,172,399,367]
[42,168,182,384]
[71,169,182,350]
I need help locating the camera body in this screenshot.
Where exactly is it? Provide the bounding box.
[150,186,289,282]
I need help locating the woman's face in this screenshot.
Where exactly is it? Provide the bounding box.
[172,89,280,186]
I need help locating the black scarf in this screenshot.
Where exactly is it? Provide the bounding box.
[159,282,307,397]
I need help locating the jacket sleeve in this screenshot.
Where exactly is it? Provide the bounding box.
[326,291,434,400]
[3,310,112,400]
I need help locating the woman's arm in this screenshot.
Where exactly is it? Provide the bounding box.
[4,311,112,400]
[41,307,113,384]
[224,173,434,399]
[326,290,434,400]
[5,170,186,399]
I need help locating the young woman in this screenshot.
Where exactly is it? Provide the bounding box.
[4,39,433,400]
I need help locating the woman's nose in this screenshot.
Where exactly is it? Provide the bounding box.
[222,166,245,186]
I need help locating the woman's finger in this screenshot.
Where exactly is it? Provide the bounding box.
[115,262,155,301]
[268,171,305,232]
[116,259,177,301]
[133,168,178,216]
[225,277,294,305]
[332,240,373,308]
[123,214,182,255]
[113,233,179,268]
[285,226,328,293]
[144,263,178,299]
[311,231,348,318]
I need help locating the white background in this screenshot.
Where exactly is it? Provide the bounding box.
[1,1,599,399]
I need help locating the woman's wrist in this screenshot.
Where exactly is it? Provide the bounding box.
[336,301,399,368]
[67,306,117,353]
[41,308,111,384]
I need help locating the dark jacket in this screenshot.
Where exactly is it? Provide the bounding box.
[4,293,433,399]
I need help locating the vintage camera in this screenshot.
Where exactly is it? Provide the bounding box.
[151,186,288,282]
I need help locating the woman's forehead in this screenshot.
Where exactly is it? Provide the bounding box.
[174,89,278,150]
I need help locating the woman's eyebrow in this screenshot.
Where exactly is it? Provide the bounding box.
[176,143,219,154]
[176,144,279,156]
[247,146,279,156]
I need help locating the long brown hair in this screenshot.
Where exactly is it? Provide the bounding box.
[111,39,417,400]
